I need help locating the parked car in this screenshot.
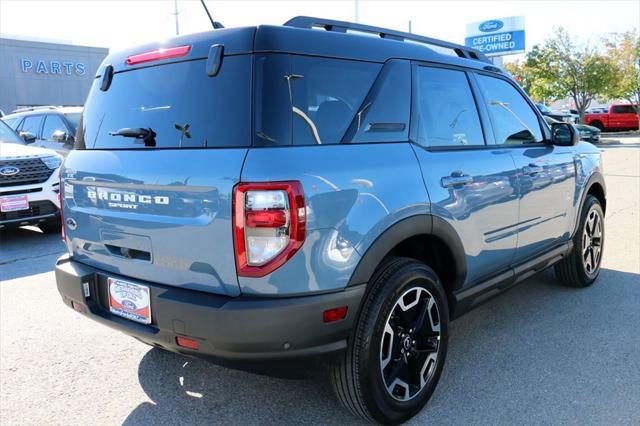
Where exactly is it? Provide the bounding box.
[0,119,62,232]
[55,17,606,424]
[584,103,639,132]
[535,103,575,123]
[544,116,600,144]
[2,106,81,156]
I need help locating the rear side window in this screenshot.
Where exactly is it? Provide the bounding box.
[79,56,251,149]
[412,67,485,147]
[20,115,43,137]
[253,54,382,146]
[612,105,635,114]
[476,74,543,145]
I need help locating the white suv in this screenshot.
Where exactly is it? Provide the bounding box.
[0,120,62,233]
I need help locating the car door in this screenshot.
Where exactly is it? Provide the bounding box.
[17,115,44,146]
[40,114,73,155]
[474,73,577,262]
[410,65,520,285]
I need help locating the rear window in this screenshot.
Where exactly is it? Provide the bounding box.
[612,105,635,114]
[78,56,251,149]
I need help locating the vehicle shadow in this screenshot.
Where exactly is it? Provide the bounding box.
[0,227,65,281]
[123,267,640,425]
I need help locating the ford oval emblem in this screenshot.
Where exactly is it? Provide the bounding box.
[479,20,504,32]
[122,300,137,310]
[0,166,20,177]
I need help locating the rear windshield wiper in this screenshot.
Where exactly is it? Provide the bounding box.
[108,127,156,147]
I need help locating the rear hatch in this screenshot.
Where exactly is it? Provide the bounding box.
[61,28,255,296]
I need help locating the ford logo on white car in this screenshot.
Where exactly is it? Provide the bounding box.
[0,166,20,177]
[479,20,504,32]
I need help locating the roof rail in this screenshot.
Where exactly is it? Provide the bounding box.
[11,105,59,113]
[284,16,491,64]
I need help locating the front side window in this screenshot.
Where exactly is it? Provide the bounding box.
[19,115,43,137]
[476,75,543,145]
[41,115,68,141]
[413,66,485,147]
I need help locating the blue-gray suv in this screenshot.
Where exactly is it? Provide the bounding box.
[55,17,606,424]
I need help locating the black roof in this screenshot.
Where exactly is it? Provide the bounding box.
[101,16,500,75]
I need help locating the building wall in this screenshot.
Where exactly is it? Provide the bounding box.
[0,37,108,114]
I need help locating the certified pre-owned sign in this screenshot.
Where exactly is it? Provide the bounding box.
[465,16,525,57]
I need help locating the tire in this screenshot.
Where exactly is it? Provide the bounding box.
[554,195,604,287]
[330,257,449,424]
[590,121,604,132]
[39,219,61,234]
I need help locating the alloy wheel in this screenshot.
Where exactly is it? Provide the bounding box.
[582,208,603,276]
[380,286,441,402]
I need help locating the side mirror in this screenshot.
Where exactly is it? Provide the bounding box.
[51,130,66,142]
[551,122,579,146]
[19,131,36,144]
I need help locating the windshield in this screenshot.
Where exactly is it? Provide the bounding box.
[0,120,24,144]
[64,112,81,133]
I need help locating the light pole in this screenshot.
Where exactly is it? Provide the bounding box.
[354,0,359,23]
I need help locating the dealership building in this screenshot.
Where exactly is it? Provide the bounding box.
[0,36,108,114]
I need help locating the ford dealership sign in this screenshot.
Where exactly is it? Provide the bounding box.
[465,16,525,57]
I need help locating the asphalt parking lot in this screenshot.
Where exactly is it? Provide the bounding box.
[1,135,639,425]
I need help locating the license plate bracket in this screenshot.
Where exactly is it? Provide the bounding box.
[107,277,152,325]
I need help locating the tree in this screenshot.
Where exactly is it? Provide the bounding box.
[604,30,640,126]
[540,28,618,122]
[505,28,619,122]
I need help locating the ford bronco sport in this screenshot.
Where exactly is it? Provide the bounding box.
[55,17,606,424]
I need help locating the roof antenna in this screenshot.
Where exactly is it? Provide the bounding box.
[200,0,224,29]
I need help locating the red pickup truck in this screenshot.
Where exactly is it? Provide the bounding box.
[584,104,639,131]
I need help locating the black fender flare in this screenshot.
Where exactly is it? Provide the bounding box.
[571,171,606,238]
[347,214,467,292]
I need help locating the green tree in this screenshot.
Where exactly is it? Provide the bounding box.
[604,30,640,126]
[508,28,618,123]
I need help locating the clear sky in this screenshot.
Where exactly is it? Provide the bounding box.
[1,0,638,62]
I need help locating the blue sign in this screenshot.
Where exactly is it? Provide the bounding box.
[20,58,86,76]
[465,16,525,57]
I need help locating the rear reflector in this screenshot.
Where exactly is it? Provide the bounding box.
[176,336,199,350]
[126,45,191,65]
[71,301,83,313]
[323,306,348,323]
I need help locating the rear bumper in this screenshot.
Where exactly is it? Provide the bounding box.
[55,255,365,365]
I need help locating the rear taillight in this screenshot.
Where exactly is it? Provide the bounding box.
[125,45,191,66]
[233,182,306,277]
[59,174,65,241]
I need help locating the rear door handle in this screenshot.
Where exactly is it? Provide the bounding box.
[441,173,473,188]
[523,164,544,175]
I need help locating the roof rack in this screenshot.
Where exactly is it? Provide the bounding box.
[11,105,59,113]
[284,16,491,64]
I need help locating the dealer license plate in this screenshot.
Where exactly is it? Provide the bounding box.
[108,277,152,324]
[0,195,29,212]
